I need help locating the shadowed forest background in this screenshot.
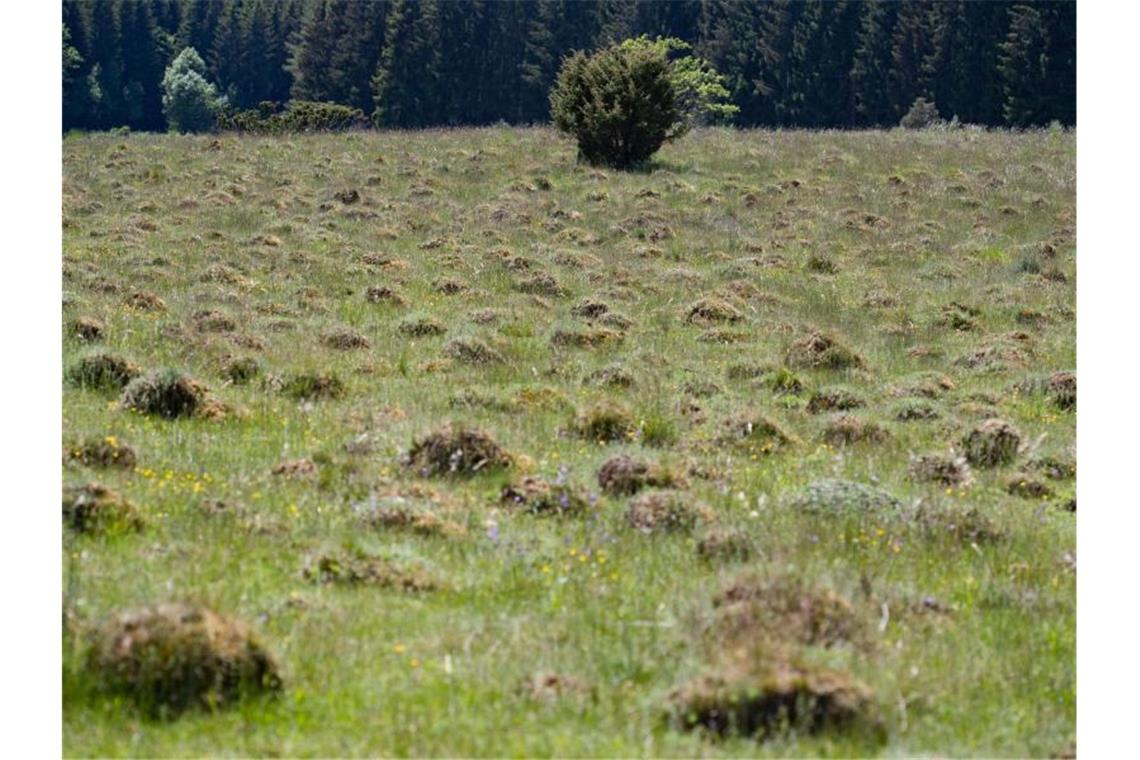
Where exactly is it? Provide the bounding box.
[63,0,1076,133]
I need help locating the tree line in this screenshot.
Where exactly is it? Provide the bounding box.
[62,0,1076,133]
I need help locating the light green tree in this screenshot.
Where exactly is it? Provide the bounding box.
[161,47,226,133]
[617,36,739,129]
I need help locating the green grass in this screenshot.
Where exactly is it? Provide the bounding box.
[62,126,1075,757]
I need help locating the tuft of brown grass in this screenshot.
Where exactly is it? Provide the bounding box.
[406,423,512,476]
[85,603,281,716]
[596,454,683,496]
[627,490,713,533]
[500,475,592,516]
[66,436,138,470]
[785,331,865,370]
[63,482,143,533]
[961,418,1022,467]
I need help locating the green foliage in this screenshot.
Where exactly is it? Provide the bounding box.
[900,96,942,129]
[618,36,738,127]
[550,40,682,169]
[161,47,226,133]
[548,35,733,169]
[218,100,367,134]
[63,24,83,85]
[63,0,1075,132]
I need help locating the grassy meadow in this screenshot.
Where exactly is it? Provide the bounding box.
[62,126,1075,757]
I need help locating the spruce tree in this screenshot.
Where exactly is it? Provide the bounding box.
[327,0,388,111]
[119,0,166,130]
[1043,1,1076,126]
[86,0,125,128]
[236,0,282,107]
[63,23,85,130]
[888,1,938,118]
[849,0,897,126]
[289,0,341,103]
[372,0,443,127]
[999,3,1051,127]
[209,0,244,106]
[785,1,860,127]
[176,0,223,58]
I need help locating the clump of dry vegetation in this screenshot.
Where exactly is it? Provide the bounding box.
[785,331,865,370]
[406,424,512,476]
[806,387,865,414]
[718,412,795,453]
[667,662,877,739]
[120,369,208,419]
[63,482,143,533]
[85,603,281,716]
[321,327,371,350]
[550,326,624,348]
[66,435,138,470]
[303,549,438,592]
[571,401,636,442]
[711,573,863,649]
[443,337,505,365]
[685,296,743,325]
[69,315,106,342]
[821,414,890,446]
[67,352,141,392]
[361,503,466,538]
[398,315,447,337]
[696,528,757,563]
[626,490,713,533]
[596,454,683,495]
[961,418,1022,467]
[910,452,974,487]
[278,371,345,401]
[500,475,592,516]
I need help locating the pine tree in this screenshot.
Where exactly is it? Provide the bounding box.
[119,0,166,130]
[1043,1,1076,126]
[594,0,636,46]
[86,0,126,128]
[63,23,85,130]
[697,0,774,125]
[177,0,223,58]
[236,0,282,107]
[328,0,389,111]
[849,0,897,126]
[785,1,862,127]
[634,0,701,43]
[999,3,1051,127]
[63,1,95,130]
[520,1,601,123]
[371,0,443,127]
[152,0,181,36]
[887,1,938,118]
[209,0,244,105]
[289,0,341,102]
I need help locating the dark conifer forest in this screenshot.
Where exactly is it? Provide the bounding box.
[62,0,1076,132]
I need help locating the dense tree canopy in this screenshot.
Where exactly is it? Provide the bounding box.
[62,0,1076,133]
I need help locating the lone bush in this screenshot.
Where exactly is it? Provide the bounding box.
[900,97,942,130]
[550,37,735,169]
[162,47,226,133]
